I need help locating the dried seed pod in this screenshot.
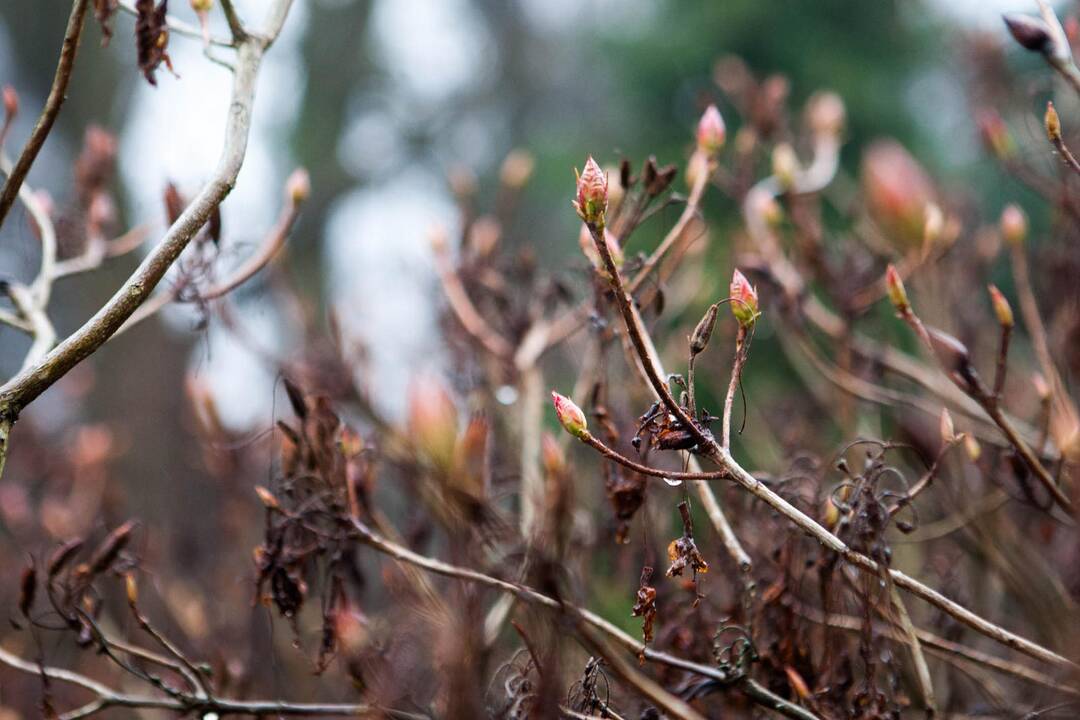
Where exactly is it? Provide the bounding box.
[689,304,719,356]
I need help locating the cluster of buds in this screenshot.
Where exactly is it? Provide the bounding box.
[696,104,726,157]
[729,269,760,329]
[573,156,608,228]
[551,391,588,440]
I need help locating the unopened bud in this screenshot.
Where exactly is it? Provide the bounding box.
[987,284,1014,328]
[1045,101,1062,142]
[805,91,846,137]
[254,485,280,510]
[772,142,799,190]
[285,168,310,204]
[977,110,1015,159]
[499,149,535,189]
[696,105,726,156]
[927,327,972,378]
[1003,13,1053,53]
[963,434,982,462]
[940,408,956,444]
[1000,204,1027,246]
[729,269,759,328]
[923,203,944,247]
[573,156,608,227]
[689,303,719,355]
[551,391,588,439]
[1032,372,1050,401]
[125,573,138,605]
[885,264,909,314]
[2,85,17,119]
[190,0,213,10]
[540,432,565,476]
[747,186,783,226]
[407,374,460,468]
[862,139,935,248]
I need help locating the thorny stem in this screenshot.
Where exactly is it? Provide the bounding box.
[0,0,89,230]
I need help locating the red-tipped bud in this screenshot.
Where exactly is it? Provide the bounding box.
[407,374,460,469]
[940,408,956,444]
[551,391,588,439]
[1033,372,1051,401]
[540,432,566,476]
[885,264,909,313]
[573,156,608,226]
[2,85,17,119]
[729,269,759,328]
[977,110,1015,159]
[696,105,726,156]
[862,139,935,248]
[987,284,1014,328]
[286,168,310,204]
[1000,204,1027,246]
[1045,101,1062,142]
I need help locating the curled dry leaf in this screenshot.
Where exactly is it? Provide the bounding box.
[135,0,173,86]
[631,566,657,662]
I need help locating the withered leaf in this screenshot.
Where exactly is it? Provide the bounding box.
[135,0,172,86]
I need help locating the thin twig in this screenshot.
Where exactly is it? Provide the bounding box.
[0,0,89,231]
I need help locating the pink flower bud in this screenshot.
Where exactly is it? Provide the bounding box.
[407,374,459,469]
[729,269,759,328]
[805,91,845,137]
[861,139,935,248]
[885,264,909,313]
[977,110,1014,159]
[2,85,17,120]
[987,284,1014,328]
[573,156,608,226]
[696,105,726,156]
[1000,204,1027,246]
[551,391,588,439]
[285,168,310,204]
